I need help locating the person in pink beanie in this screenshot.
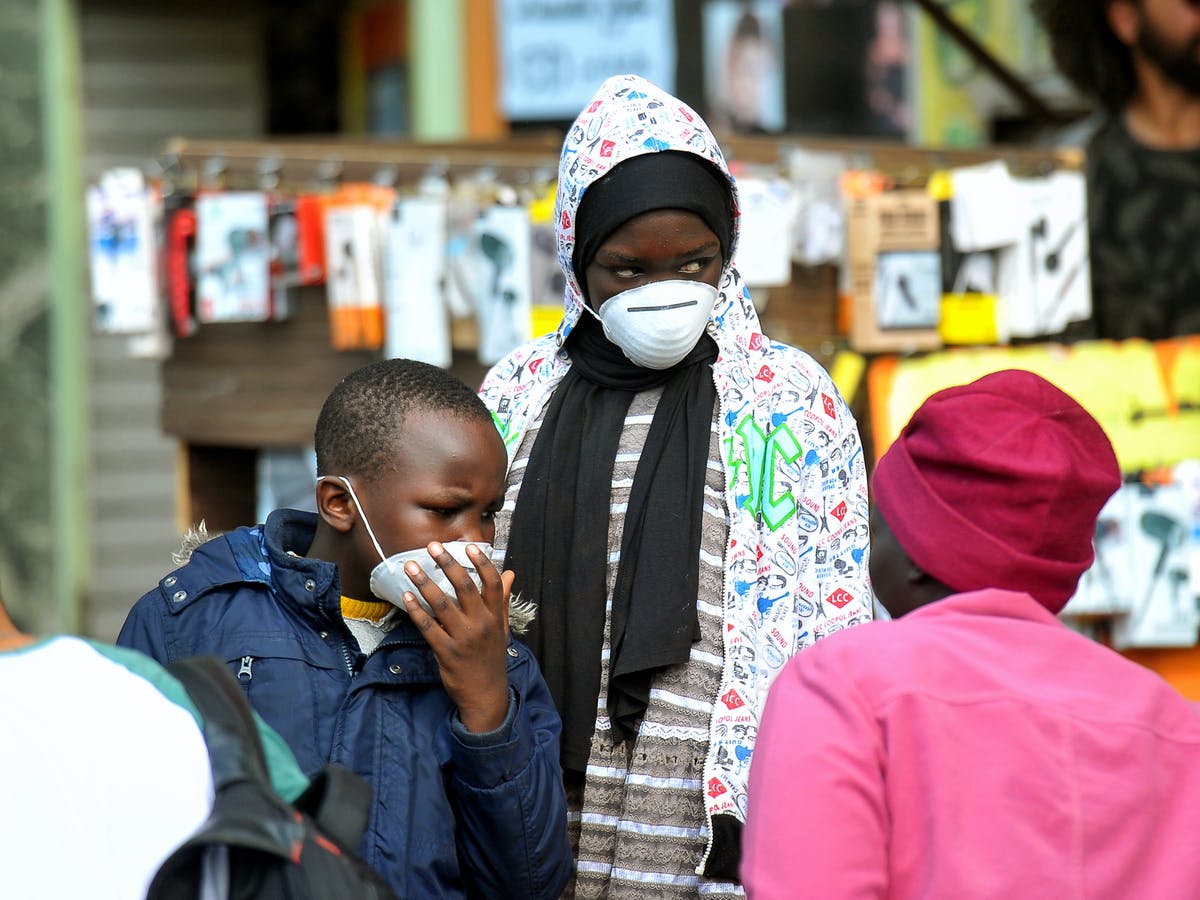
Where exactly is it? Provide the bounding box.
[741,368,1200,899]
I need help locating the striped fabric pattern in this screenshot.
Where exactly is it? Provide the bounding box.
[480,75,874,855]
[496,389,743,899]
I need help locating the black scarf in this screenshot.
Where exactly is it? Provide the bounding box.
[504,313,718,771]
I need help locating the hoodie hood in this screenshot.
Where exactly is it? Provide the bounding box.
[553,74,744,344]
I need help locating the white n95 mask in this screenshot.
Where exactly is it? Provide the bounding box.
[368,541,491,616]
[327,476,491,617]
[585,279,719,370]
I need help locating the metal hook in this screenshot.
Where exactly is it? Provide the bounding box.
[372,165,399,188]
[201,154,227,189]
[256,155,282,191]
[316,158,343,189]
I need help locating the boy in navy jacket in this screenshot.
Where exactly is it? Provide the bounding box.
[119,358,572,898]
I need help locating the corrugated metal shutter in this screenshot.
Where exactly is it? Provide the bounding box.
[81,1,265,640]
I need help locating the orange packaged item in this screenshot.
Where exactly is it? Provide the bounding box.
[322,183,395,351]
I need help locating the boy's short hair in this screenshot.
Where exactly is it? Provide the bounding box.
[314,358,493,483]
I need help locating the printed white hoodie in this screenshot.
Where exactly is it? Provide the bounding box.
[479,74,872,870]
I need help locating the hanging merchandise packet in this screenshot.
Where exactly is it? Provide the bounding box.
[195,191,273,323]
[472,203,533,365]
[87,167,160,335]
[383,194,451,367]
[323,183,396,351]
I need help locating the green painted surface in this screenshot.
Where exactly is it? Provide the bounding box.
[0,0,53,630]
[42,0,89,633]
[410,0,465,140]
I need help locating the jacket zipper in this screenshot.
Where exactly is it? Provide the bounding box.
[237,655,254,685]
[339,637,357,677]
[338,629,370,678]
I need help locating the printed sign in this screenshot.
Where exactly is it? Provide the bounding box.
[497,0,676,119]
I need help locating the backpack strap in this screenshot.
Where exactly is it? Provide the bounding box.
[292,764,373,851]
[169,656,374,849]
[151,657,393,900]
[167,655,272,789]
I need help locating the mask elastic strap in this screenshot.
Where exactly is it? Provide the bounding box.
[320,475,389,566]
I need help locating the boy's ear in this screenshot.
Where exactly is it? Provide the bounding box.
[316,477,356,534]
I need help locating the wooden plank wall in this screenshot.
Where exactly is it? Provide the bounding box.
[163,288,379,449]
[162,286,492,532]
[81,0,265,640]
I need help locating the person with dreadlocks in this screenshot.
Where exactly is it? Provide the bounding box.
[118,358,571,899]
[1033,0,1200,339]
[479,74,872,898]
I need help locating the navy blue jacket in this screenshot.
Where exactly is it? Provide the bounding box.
[118,509,572,899]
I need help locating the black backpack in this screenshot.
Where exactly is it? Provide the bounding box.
[146,656,397,900]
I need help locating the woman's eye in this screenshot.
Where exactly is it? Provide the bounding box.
[613,266,640,279]
[428,507,459,519]
[679,257,713,275]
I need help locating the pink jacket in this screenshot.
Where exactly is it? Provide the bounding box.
[742,588,1200,899]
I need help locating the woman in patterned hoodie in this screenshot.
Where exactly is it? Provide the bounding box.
[479,74,871,898]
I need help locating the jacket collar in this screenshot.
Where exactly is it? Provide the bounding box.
[258,510,453,654]
[258,509,342,622]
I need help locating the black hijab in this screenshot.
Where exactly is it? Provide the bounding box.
[503,151,733,770]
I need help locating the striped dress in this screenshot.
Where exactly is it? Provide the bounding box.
[495,387,743,899]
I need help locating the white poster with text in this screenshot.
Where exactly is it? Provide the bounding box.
[497,0,676,120]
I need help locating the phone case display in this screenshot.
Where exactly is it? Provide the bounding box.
[324,207,383,350]
[195,192,273,323]
[384,196,451,367]
[294,195,329,287]
[1106,473,1200,650]
[92,138,1097,370]
[164,194,198,339]
[1068,486,1136,618]
[874,250,940,329]
[946,162,1091,342]
[1010,172,1090,338]
[734,175,795,288]
[322,184,395,351]
[471,204,533,366]
[785,147,846,267]
[845,187,942,352]
[87,168,160,335]
[268,196,327,319]
[256,447,319,525]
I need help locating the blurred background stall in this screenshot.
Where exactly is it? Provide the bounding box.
[4,0,1196,689]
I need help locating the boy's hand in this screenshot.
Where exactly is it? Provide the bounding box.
[401,541,514,734]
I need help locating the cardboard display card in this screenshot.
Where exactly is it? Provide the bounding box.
[384,196,451,367]
[846,189,942,353]
[472,204,533,365]
[88,168,160,334]
[195,191,272,323]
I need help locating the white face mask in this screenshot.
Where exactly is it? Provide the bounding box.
[329,476,492,617]
[584,279,719,370]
